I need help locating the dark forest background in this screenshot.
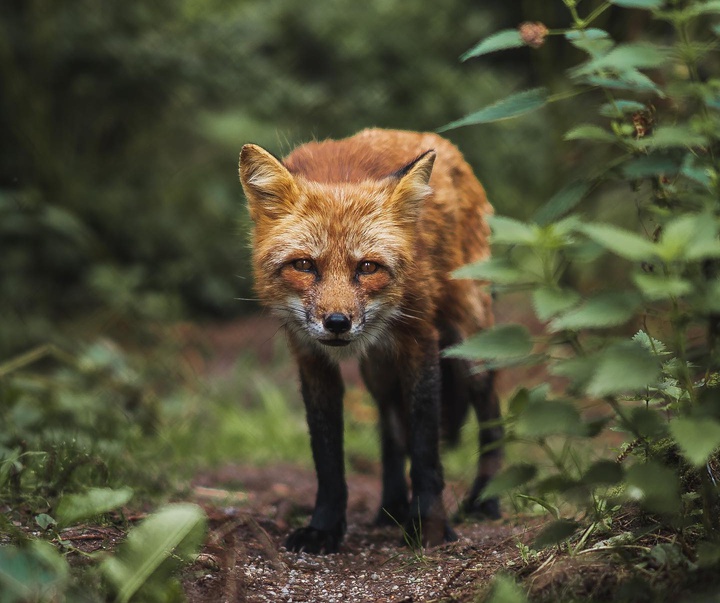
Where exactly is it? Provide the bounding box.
[0,0,634,354]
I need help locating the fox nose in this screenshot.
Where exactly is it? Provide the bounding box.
[323,313,352,334]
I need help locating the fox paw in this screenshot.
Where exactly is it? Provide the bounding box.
[285,525,343,554]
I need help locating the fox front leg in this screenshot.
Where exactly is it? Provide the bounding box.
[403,339,457,547]
[285,353,347,554]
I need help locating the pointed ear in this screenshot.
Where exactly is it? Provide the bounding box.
[239,144,299,222]
[389,150,436,220]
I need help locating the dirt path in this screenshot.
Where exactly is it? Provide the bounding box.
[184,464,526,602]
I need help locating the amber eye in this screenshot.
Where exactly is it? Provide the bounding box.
[357,260,379,275]
[292,259,315,272]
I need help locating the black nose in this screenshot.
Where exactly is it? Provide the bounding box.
[323,313,351,334]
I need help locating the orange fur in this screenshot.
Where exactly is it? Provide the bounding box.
[239,128,493,361]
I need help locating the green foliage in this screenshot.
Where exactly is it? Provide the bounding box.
[449,0,720,585]
[101,503,207,603]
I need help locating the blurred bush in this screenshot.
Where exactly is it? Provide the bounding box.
[0,0,560,355]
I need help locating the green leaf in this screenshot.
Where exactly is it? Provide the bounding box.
[0,541,69,601]
[581,223,657,261]
[599,99,647,118]
[35,514,56,531]
[669,417,720,466]
[628,407,669,438]
[581,460,623,486]
[678,0,720,19]
[658,212,720,261]
[461,29,525,61]
[584,70,663,95]
[487,574,529,603]
[444,324,533,361]
[565,29,611,40]
[488,215,538,245]
[101,503,207,603]
[533,180,592,225]
[549,291,642,332]
[586,341,660,397]
[480,463,537,500]
[574,43,670,75]
[564,124,617,143]
[532,287,581,321]
[610,0,664,7]
[566,29,614,56]
[681,153,715,189]
[438,88,548,131]
[55,486,134,528]
[533,519,581,549]
[636,125,708,149]
[633,273,693,300]
[516,399,585,438]
[625,461,680,514]
[622,156,680,178]
[453,257,530,285]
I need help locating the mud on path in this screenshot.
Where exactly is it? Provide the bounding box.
[184,463,526,603]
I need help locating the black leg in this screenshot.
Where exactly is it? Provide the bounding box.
[285,352,347,554]
[462,369,503,520]
[361,357,409,526]
[403,341,457,547]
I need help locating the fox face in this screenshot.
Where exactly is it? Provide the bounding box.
[239,144,435,359]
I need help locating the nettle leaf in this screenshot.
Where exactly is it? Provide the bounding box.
[581,460,624,486]
[659,212,720,261]
[480,463,537,501]
[533,519,581,549]
[586,341,660,397]
[461,29,525,61]
[628,406,669,439]
[681,153,715,189]
[532,287,581,321]
[444,324,533,361]
[625,461,681,515]
[549,354,598,388]
[669,417,720,466]
[566,29,613,57]
[599,99,647,118]
[488,215,538,245]
[584,70,663,95]
[516,399,585,438]
[549,291,642,332]
[635,125,709,149]
[632,330,667,354]
[534,180,592,225]
[574,43,669,75]
[453,257,530,285]
[581,223,657,261]
[633,273,693,300]
[55,487,134,528]
[623,155,680,178]
[101,503,207,603]
[564,124,617,143]
[610,0,665,7]
[438,88,548,131]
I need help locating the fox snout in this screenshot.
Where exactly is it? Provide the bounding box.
[323,313,352,334]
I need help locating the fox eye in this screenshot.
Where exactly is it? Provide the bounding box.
[357,260,379,275]
[292,259,315,272]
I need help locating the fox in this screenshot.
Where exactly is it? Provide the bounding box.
[238,128,502,554]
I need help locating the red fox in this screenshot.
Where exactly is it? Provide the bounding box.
[239,129,502,554]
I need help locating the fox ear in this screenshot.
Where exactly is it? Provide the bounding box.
[390,150,436,220]
[239,144,298,222]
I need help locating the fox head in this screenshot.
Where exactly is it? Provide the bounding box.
[239,143,435,359]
